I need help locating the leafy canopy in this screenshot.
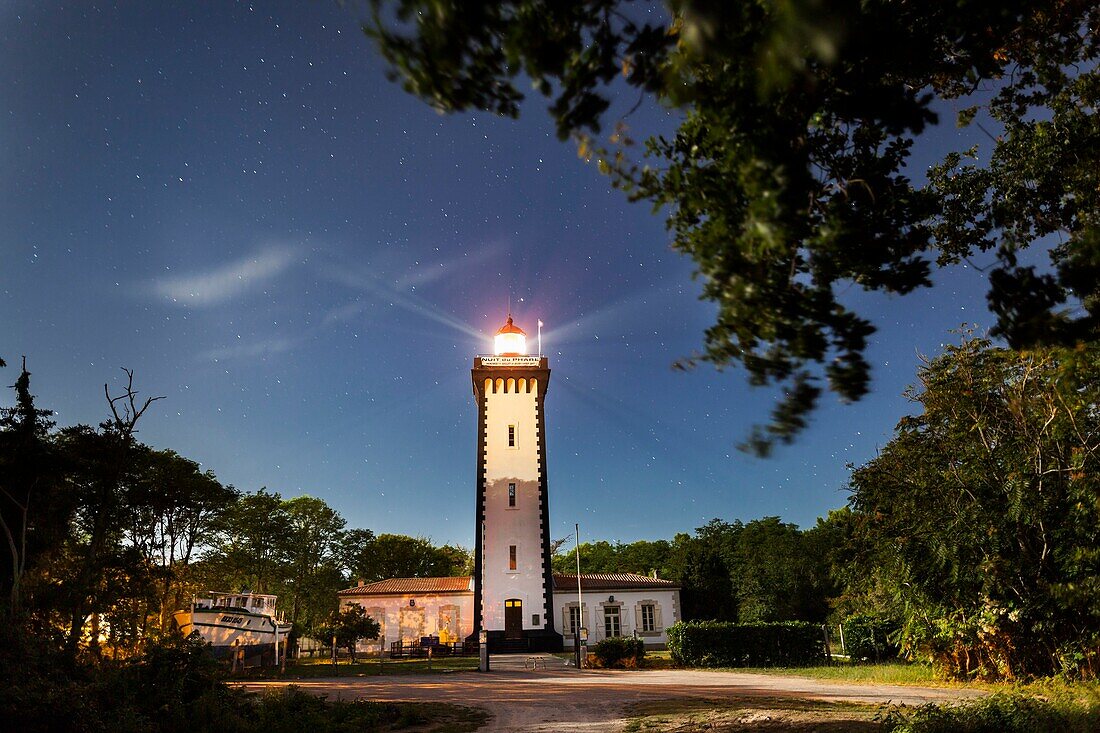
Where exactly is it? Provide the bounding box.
[847,335,1100,679]
[366,0,1100,453]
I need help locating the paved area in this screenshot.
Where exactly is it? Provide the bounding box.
[240,663,985,732]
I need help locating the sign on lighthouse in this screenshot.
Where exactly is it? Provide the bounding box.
[469,316,563,651]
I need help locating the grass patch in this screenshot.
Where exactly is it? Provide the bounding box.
[239,655,479,678]
[730,662,940,686]
[642,651,941,685]
[247,686,488,732]
[623,696,881,732]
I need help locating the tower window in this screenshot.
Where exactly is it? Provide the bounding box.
[509,545,517,570]
[508,482,516,507]
[507,425,515,447]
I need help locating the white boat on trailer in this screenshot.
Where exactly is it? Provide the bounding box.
[173,591,293,664]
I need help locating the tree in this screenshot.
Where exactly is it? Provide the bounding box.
[346,533,469,582]
[282,496,348,631]
[677,538,736,622]
[551,538,674,576]
[733,517,832,623]
[202,490,292,596]
[0,358,64,618]
[366,0,1100,452]
[46,370,164,658]
[847,336,1100,679]
[314,603,381,663]
[124,449,237,633]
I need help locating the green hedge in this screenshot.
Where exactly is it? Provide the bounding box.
[666,620,825,667]
[592,636,645,668]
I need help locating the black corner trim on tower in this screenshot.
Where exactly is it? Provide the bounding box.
[469,375,488,641]
[535,381,559,640]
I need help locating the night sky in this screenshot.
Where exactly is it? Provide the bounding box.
[2,2,1004,547]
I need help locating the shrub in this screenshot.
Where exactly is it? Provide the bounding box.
[880,688,1100,733]
[591,636,644,668]
[666,620,825,667]
[843,614,901,662]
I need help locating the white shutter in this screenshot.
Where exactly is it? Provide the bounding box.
[655,603,663,631]
[635,604,642,632]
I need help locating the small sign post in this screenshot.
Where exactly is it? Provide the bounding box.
[478,629,489,672]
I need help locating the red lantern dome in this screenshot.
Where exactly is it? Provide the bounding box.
[494,315,527,355]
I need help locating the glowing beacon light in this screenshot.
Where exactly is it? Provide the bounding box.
[494,315,527,356]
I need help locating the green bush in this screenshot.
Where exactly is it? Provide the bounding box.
[880,688,1100,733]
[843,614,901,662]
[592,636,644,668]
[666,620,825,667]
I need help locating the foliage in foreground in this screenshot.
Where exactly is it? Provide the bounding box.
[0,627,482,733]
[881,688,1100,733]
[591,636,645,668]
[847,338,1100,680]
[666,620,824,668]
[367,0,1100,450]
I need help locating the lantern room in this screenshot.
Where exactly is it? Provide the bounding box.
[493,316,527,356]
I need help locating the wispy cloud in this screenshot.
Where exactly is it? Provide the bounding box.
[153,244,299,306]
[199,336,299,362]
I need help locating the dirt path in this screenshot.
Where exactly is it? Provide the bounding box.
[239,667,984,732]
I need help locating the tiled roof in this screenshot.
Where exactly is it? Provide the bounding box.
[338,573,677,597]
[553,573,679,591]
[338,576,472,596]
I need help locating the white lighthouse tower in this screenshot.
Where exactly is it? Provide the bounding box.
[470,316,563,651]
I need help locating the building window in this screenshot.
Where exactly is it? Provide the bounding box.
[507,424,516,447]
[366,607,386,645]
[509,545,517,570]
[641,604,656,632]
[438,605,460,643]
[532,614,540,626]
[508,482,516,507]
[604,605,621,638]
[566,605,583,634]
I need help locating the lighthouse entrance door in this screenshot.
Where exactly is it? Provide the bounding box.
[504,599,523,639]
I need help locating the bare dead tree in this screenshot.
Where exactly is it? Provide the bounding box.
[550,535,573,556]
[105,368,165,439]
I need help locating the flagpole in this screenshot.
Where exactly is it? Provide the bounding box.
[538,320,543,358]
[575,522,583,668]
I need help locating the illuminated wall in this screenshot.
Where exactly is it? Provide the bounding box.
[479,373,549,631]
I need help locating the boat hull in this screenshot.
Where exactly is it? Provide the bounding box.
[173,609,291,660]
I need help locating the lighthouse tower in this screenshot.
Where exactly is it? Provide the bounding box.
[470,316,563,651]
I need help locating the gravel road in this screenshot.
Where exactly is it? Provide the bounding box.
[239,661,984,732]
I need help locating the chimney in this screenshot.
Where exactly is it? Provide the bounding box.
[357,579,365,587]
[651,569,658,579]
